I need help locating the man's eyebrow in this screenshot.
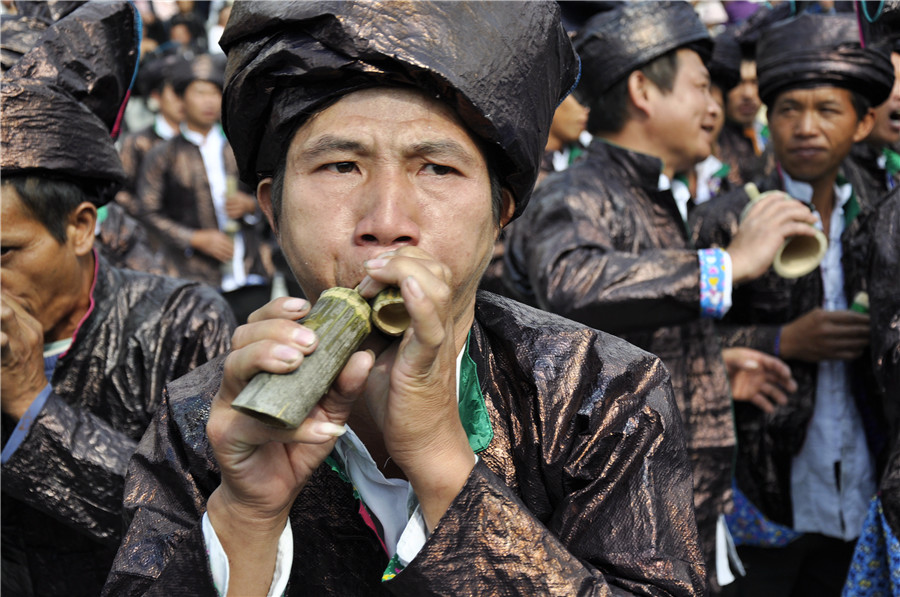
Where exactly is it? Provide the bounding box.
[408,139,478,165]
[298,135,369,161]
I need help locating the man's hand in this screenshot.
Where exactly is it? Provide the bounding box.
[723,347,796,414]
[357,247,477,531]
[0,293,47,421]
[727,191,819,284]
[206,296,374,596]
[779,308,870,362]
[225,191,257,220]
[190,229,234,263]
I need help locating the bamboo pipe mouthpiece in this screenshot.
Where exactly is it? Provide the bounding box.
[742,182,828,279]
[230,286,410,428]
[371,286,409,336]
[231,287,372,428]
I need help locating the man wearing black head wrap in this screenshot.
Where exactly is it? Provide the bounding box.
[843,39,900,203]
[134,53,274,324]
[690,12,895,594]
[0,4,236,595]
[105,2,707,595]
[504,3,817,592]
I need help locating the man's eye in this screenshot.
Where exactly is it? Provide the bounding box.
[325,162,357,174]
[423,163,456,176]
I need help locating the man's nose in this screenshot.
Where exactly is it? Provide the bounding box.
[353,169,420,249]
[795,110,818,136]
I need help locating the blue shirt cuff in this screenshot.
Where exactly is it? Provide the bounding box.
[698,248,733,319]
[1,384,53,464]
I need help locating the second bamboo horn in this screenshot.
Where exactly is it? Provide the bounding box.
[742,182,828,279]
[231,286,409,428]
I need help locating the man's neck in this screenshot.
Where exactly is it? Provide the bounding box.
[162,115,180,131]
[783,167,839,225]
[46,252,96,344]
[185,121,213,137]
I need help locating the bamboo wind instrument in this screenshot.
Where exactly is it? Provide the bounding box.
[231,286,409,428]
[742,182,828,279]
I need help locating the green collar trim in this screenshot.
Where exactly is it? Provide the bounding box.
[458,330,493,453]
[712,162,731,179]
[884,147,900,177]
[835,173,860,228]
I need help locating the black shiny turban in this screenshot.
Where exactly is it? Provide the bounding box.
[0,1,140,206]
[757,13,895,108]
[573,0,711,103]
[708,30,742,92]
[219,0,580,219]
[1,2,85,73]
[173,53,226,94]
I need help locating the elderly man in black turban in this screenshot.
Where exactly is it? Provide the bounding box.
[0,3,236,596]
[690,12,895,594]
[104,2,708,595]
[504,2,815,592]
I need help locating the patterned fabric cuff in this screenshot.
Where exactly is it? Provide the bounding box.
[699,248,733,319]
[725,482,801,547]
[1,384,52,464]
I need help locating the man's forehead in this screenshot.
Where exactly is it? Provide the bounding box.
[774,85,854,104]
[286,88,483,159]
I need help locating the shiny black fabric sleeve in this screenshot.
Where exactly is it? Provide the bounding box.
[508,184,703,336]
[1,393,137,544]
[102,372,221,597]
[135,142,195,250]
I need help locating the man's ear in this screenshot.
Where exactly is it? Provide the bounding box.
[852,108,876,143]
[69,202,97,256]
[499,189,516,231]
[626,70,654,118]
[257,177,278,235]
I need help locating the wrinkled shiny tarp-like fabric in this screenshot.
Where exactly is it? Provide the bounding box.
[1,255,235,597]
[135,135,272,288]
[0,1,139,204]
[95,201,167,276]
[105,292,707,596]
[865,188,900,446]
[756,13,893,108]
[573,0,710,102]
[218,1,579,219]
[689,169,890,528]
[504,141,736,591]
[115,124,166,219]
[843,143,900,215]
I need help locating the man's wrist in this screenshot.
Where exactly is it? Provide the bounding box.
[405,443,475,531]
[207,486,291,542]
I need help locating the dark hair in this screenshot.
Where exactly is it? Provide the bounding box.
[849,90,872,121]
[587,50,680,135]
[3,175,92,243]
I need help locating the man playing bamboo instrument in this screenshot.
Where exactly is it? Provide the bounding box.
[105,2,707,595]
